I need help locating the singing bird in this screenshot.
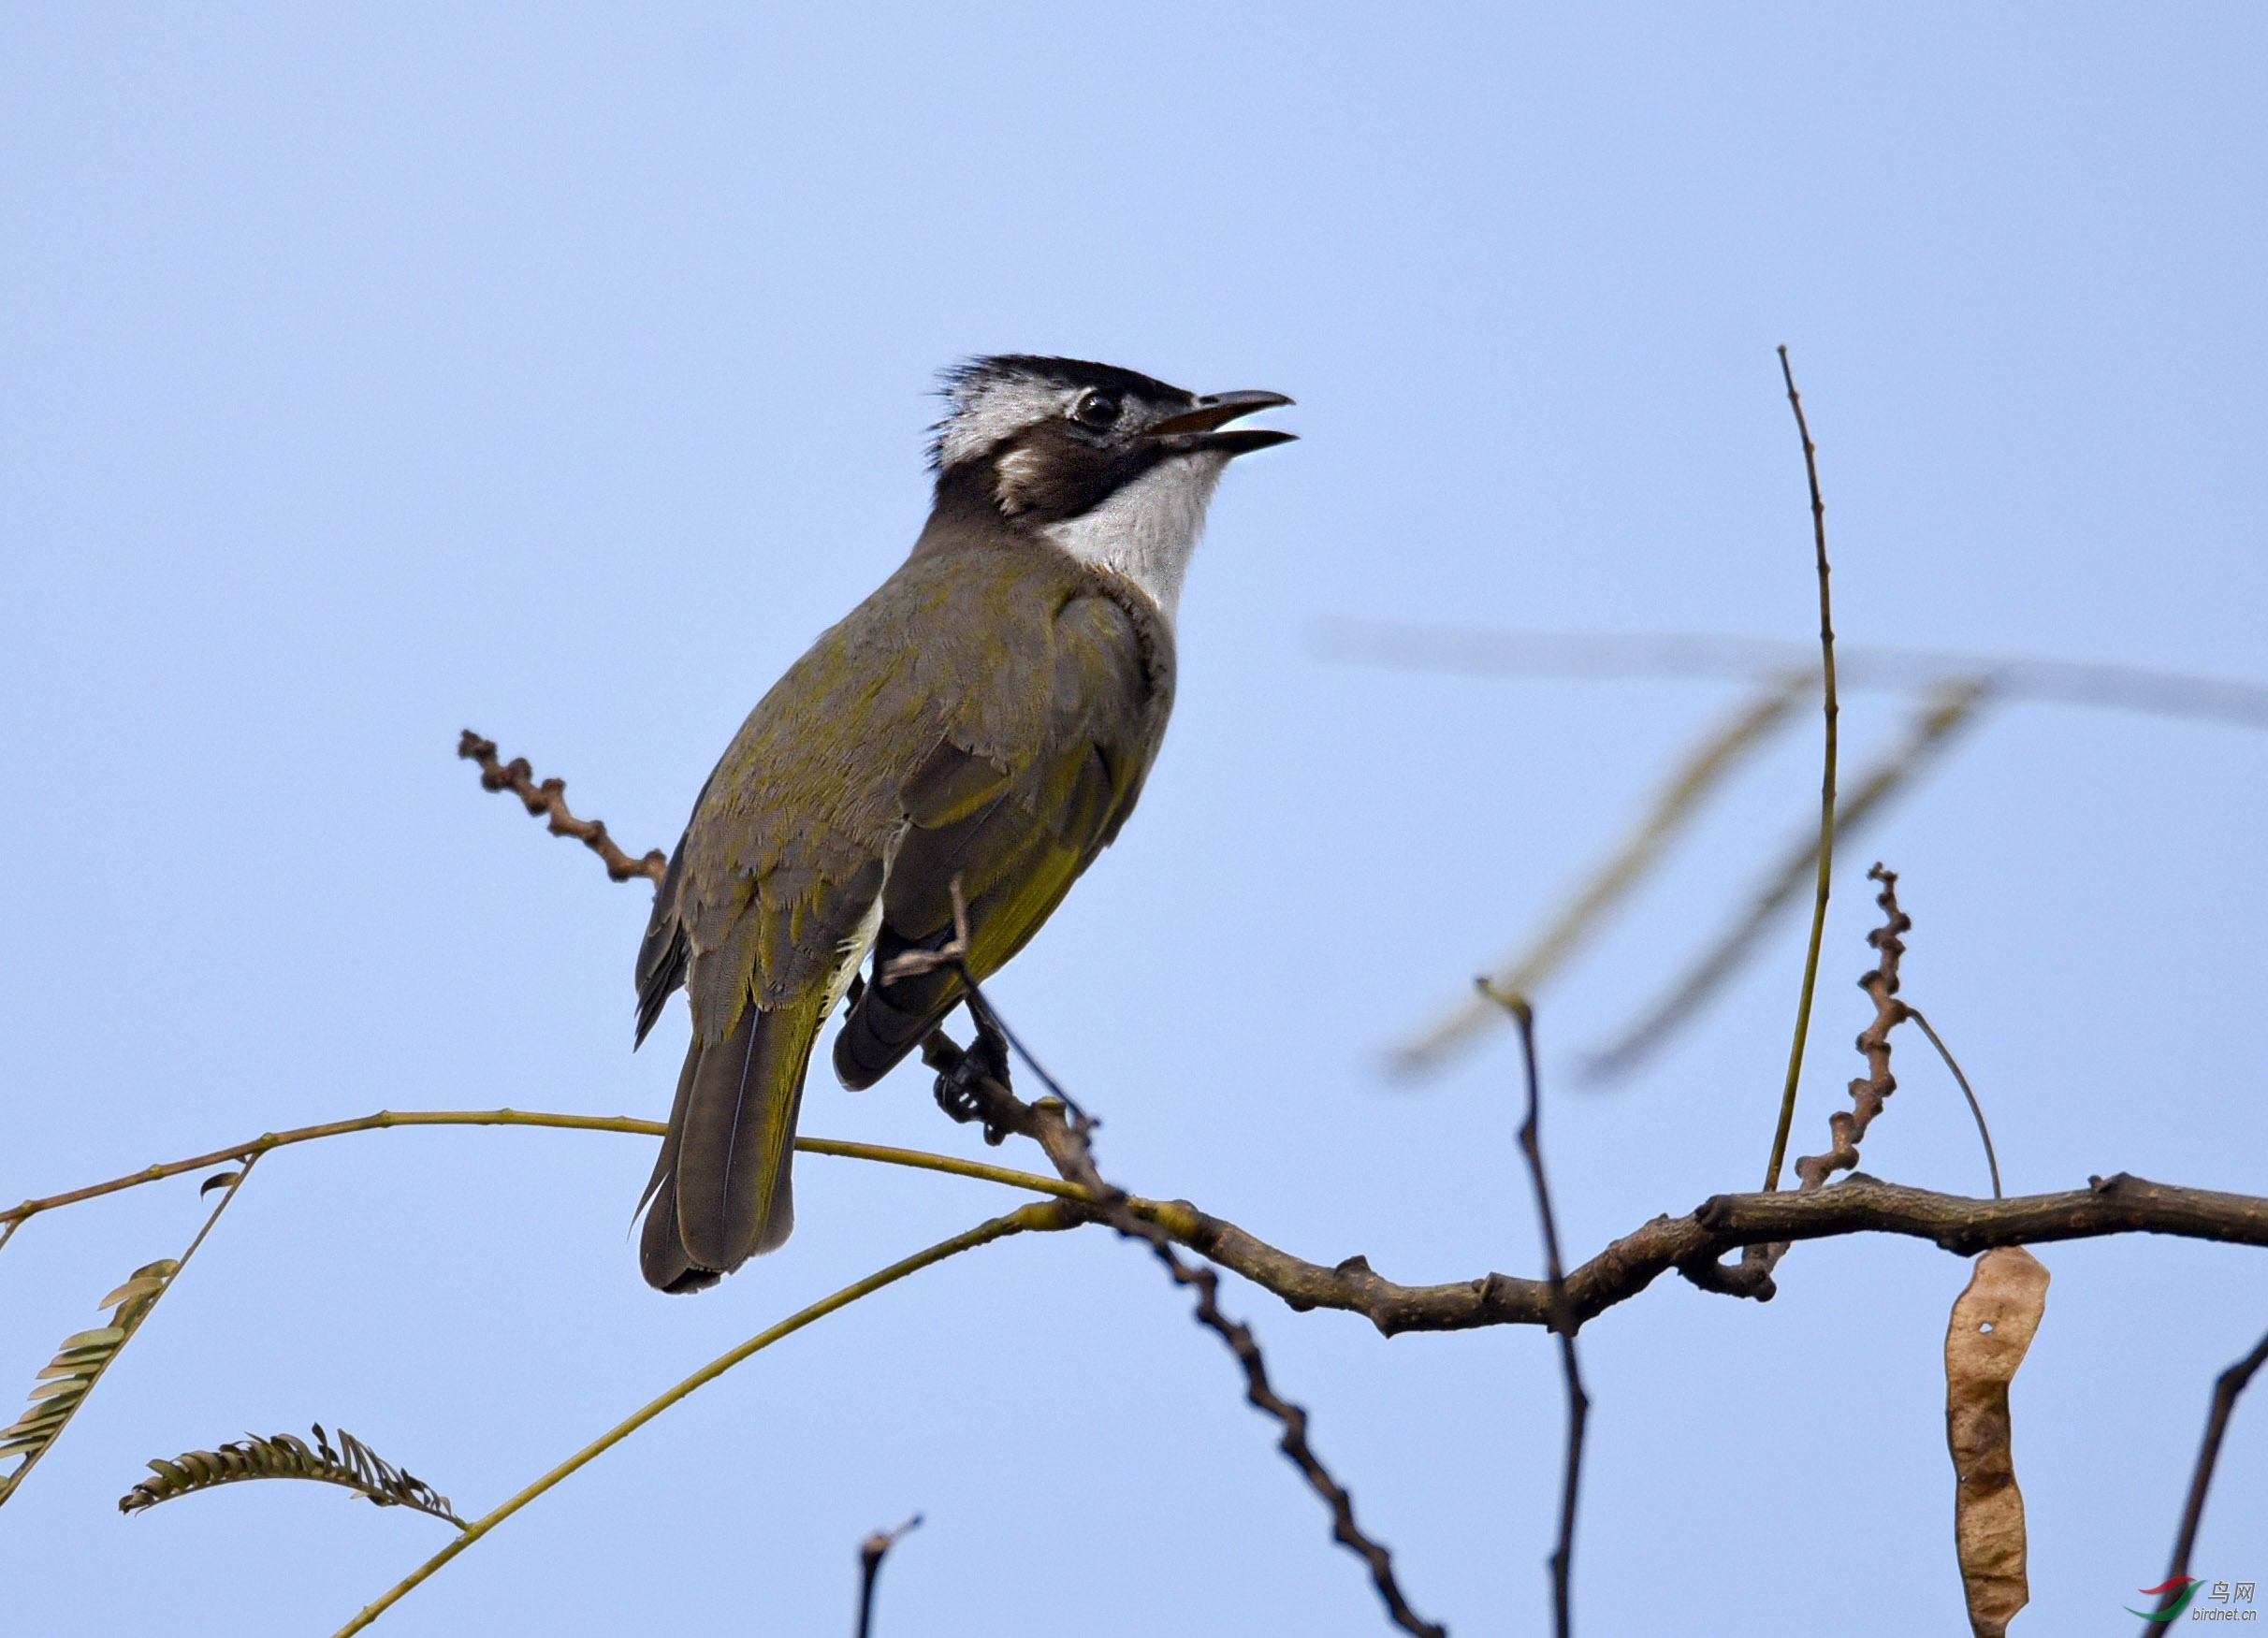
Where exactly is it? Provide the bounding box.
[632,355,1294,1291]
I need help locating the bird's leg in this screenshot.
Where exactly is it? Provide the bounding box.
[931,991,1017,1145]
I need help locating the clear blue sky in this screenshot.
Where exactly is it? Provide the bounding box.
[4,7,2264,1634]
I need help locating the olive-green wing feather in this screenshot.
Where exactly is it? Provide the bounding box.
[635,590,926,1287]
[635,542,1169,1288]
[834,587,1164,1088]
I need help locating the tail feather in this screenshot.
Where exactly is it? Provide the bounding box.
[639,992,821,1291]
[638,1046,715,1292]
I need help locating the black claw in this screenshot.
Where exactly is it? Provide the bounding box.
[931,999,1017,1145]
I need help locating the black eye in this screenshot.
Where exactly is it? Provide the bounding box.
[1071,393,1120,429]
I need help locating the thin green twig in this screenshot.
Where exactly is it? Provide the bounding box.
[1,1110,1077,1241]
[331,1201,1074,1635]
[0,1155,258,1506]
[1764,345,1839,1194]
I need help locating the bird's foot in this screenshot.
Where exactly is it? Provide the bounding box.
[932,1000,1016,1146]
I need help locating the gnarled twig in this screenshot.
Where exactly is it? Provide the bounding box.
[1796,863,1909,1189]
[458,731,666,885]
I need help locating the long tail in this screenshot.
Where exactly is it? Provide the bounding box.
[640,993,822,1293]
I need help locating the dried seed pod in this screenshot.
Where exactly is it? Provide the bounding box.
[1946,1245,2049,1637]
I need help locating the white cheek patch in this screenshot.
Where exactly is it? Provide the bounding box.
[1042,451,1229,622]
[938,378,1079,471]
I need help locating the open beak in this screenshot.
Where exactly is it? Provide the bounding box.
[1145,389,1297,456]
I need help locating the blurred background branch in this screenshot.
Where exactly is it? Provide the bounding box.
[1328,619,2268,1080]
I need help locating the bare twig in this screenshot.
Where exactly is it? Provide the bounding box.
[1796,863,1910,1190]
[1907,1009,2004,1200]
[1155,1229,1445,1638]
[1,1110,1080,1233]
[1764,345,1839,1195]
[2141,1326,2268,1632]
[458,731,667,885]
[1488,991,1586,1638]
[856,1514,923,1638]
[13,1099,2262,1345]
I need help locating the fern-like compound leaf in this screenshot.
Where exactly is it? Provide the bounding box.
[0,1258,178,1504]
[118,1424,466,1528]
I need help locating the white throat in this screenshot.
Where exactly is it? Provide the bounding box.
[1040,451,1228,621]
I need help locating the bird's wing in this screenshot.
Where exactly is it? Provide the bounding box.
[638,593,931,1283]
[636,545,1169,1283]
[833,581,1167,1088]
[632,765,714,1048]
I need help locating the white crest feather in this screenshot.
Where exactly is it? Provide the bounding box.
[935,374,1080,471]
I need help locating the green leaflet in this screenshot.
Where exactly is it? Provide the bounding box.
[119,1425,465,1529]
[0,1258,178,1505]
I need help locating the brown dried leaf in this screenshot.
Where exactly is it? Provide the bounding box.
[1945,1245,2049,1637]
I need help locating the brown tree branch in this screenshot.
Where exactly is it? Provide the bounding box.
[19,1104,2268,1353]
[1143,1172,2268,1338]
[458,731,667,885]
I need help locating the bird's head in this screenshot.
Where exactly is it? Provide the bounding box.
[930,355,1293,525]
[926,355,1293,616]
